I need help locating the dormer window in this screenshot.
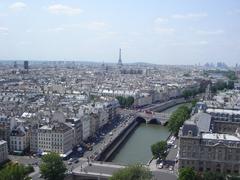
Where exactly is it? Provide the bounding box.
[188,130,192,136]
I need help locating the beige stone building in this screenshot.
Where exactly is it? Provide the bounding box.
[206,108,240,134]
[179,112,240,174]
[38,123,74,156]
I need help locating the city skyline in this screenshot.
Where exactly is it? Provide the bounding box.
[1,0,240,65]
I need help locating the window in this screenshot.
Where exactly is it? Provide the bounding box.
[234,170,239,174]
[188,130,192,136]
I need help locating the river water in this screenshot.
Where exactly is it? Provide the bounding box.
[111,103,190,165]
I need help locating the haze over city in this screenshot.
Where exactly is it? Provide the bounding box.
[0,0,240,65]
[1,1,240,180]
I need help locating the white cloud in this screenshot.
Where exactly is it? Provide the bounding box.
[170,42,186,46]
[47,27,65,32]
[19,41,31,45]
[154,17,169,23]
[48,4,82,16]
[154,27,175,33]
[0,27,9,35]
[0,27,8,32]
[87,21,108,31]
[0,13,8,17]
[62,24,82,29]
[26,29,33,33]
[196,29,224,35]
[193,40,208,45]
[153,17,174,34]
[9,2,27,12]
[169,40,209,46]
[172,12,208,19]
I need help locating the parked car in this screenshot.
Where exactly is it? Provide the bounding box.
[158,162,163,169]
[169,166,173,171]
[74,158,79,163]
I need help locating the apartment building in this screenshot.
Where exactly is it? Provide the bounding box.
[9,125,29,153]
[0,116,15,146]
[179,112,240,174]
[38,123,74,156]
[65,118,82,146]
[206,108,240,134]
[29,123,39,153]
[0,140,8,164]
[81,115,91,141]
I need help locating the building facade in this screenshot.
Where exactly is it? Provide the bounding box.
[179,130,240,174]
[65,118,82,146]
[29,123,39,153]
[0,116,15,147]
[38,123,74,155]
[0,140,8,164]
[178,112,240,174]
[206,108,240,134]
[9,125,29,153]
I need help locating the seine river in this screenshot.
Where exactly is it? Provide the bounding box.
[111,103,190,165]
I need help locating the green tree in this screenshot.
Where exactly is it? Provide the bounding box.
[179,167,196,180]
[167,105,191,135]
[182,90,192,99]
[0,163,32,180]
[183,73,190,77]
[116,96,134,108]
[202,171,225,180]
[198,80,211,93]
[227,80,235,89]
[151,141,168,160]
[126,96,134,107]
[40,152,67,180]
[116,96,125,107]
[191,99,197,107]
[226,70,237,80]
[110,164,152,180]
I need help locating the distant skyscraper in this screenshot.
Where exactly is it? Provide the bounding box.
[24,61,29,71]
[118,48,123,66]
[13,61,17,68]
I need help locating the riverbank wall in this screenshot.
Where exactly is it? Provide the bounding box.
[148,98,187,112]
[96,118,139,162]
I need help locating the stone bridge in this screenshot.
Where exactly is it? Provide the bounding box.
[119,109,171,125]
[136,111,171,125]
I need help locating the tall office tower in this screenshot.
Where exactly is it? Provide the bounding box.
[13,61,17,68]
[24,61,29,71]
[118,48,123,66]
[235,64,240,79]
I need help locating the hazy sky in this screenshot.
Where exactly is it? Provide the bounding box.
[0,0,240,65]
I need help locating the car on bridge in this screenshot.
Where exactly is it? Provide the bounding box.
[145,110,153,114]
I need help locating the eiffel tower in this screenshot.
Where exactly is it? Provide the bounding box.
[118,48,123,66]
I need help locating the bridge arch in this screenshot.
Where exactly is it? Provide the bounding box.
[135,116,147,123]
[148,118,161,125]
[135,116,161,125]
